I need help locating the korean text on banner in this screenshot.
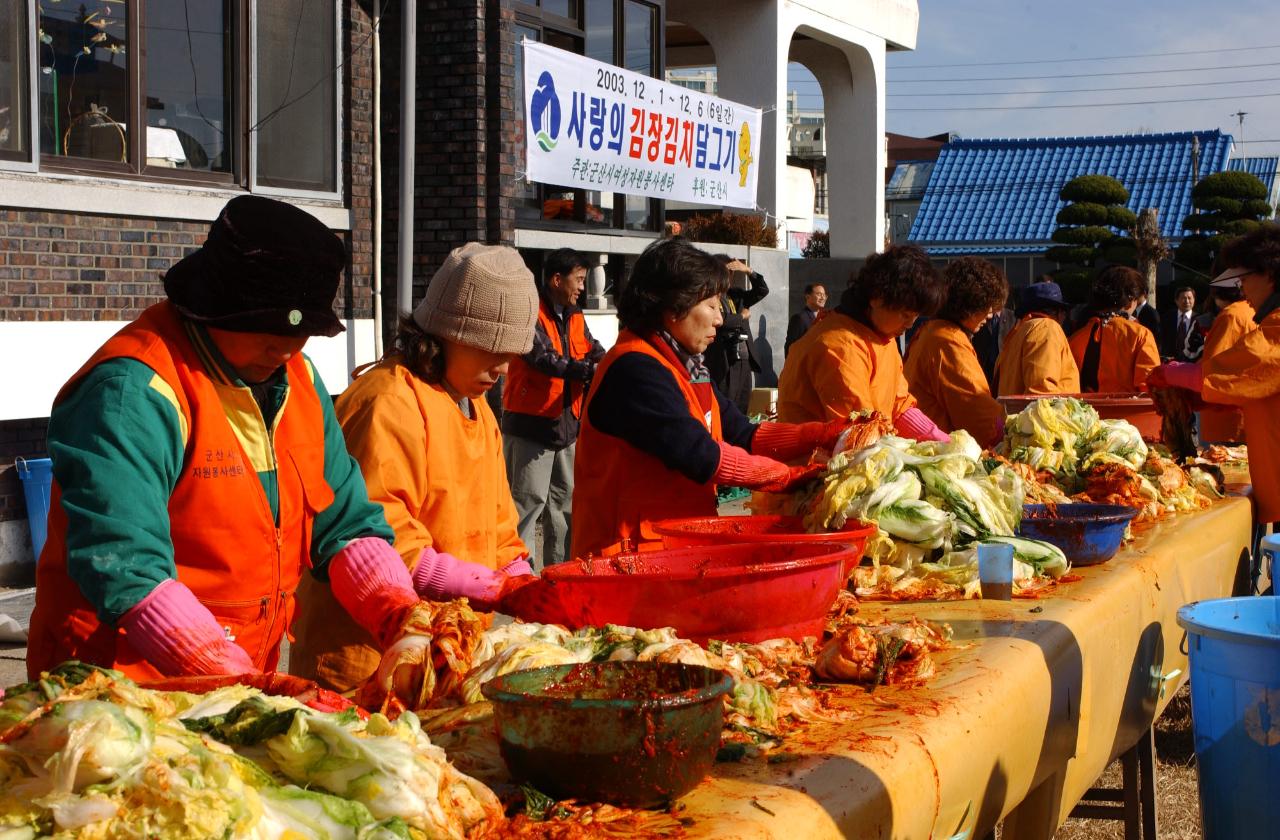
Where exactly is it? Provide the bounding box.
[522,40,763,210]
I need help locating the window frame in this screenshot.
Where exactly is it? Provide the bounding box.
[514,0,664,236]
[0,0,38,170]
[248,0,343,201]
[2,0,343,202]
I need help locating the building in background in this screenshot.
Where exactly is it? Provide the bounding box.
[0,0,917,576]
[905,130,1243,286]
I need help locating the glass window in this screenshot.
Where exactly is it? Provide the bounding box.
[584,0,611,64]
[623,0,653,76]
[0,1,30,161]
[255,0,336,192]
[39,0,131,162]
[539,0,577,20]
[144,0,232,172]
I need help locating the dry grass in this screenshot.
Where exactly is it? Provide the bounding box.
[1052,685,1201,839]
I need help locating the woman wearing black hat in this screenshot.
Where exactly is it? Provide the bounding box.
[995,281,1082,396]
[26,196,440,683]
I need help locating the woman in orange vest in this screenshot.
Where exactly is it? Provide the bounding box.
[27,197,438,681]
[291,244,537,691]
[777,244,949,440]
[1151,225,1280,524]
[1068,266,1160,393]
[995,281,1081,397]
[571,238,847,560]
[904,257,1008,447]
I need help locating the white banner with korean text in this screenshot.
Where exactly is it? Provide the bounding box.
[521,40,763,210]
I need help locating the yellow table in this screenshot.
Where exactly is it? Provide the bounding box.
[677,497,1253,839]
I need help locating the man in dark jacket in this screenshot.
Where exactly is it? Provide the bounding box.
[502,248,606,569]
[785,283,827,354]
[1160,286,1197,360]
[706,257,768,414]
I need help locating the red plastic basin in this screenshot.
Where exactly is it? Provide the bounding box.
[998,392,1162,440]
[538,541,857,644]
[651,515,875,577]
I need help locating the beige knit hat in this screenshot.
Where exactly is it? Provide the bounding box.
[412,243,538,354]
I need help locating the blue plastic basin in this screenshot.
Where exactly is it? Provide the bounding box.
[1177,597,1280,839]
[1016,503,1138,566]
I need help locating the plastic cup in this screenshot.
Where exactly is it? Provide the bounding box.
[978,542,1014,601]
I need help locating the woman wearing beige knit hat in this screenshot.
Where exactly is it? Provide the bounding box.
[290,242,541,692]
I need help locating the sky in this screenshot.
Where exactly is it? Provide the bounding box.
[787,0,1280,154]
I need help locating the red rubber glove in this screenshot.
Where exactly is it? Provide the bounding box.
[1150,362,1203,393]
[894,407,950,443]
[751,419,847,461]
[411,548,532,611]
[328,537,421,646]
[118,579,259,677]
[713,442,826,492]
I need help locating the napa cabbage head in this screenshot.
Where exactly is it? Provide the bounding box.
[1081,419,1148,471]
[13,700,152,794]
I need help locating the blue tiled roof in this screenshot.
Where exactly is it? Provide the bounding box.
[1228,156,1279,206]
[922,245,1048,256]
[908,130,1234,246]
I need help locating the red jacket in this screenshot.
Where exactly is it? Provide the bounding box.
[504,299,595,420]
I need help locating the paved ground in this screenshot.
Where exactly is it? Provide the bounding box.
[0,587,34,686]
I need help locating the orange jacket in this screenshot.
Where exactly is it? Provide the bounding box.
[504,300,594,419]
[904,320,1004,446]
[1199,300,1255,444]
[1204,307,1280,521]
[571,330,723,560]
[28,302,330,680]
[290,358,526,691]
[1069,315,1160,393]
[777,311,916,424]
[995,314,1081,397]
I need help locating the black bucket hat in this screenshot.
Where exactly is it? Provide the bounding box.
[163,195,346,337]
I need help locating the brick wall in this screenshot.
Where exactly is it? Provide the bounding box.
[0,419,49,530]
[379,0,517,315]
[0,1,378,527]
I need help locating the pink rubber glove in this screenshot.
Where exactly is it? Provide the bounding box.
[713,442,825,492]
[328,536,420,646]
[751,420,846,460]
[1154,362,1204,392]
[894,407,951,443]
[118,578,258,677]
[411,546,530,610]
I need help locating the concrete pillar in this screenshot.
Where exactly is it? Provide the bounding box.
[668,0,790,240]
[790,36,885,259]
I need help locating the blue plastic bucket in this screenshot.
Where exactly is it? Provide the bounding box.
[14,457,52,561]
[1177,597,1280,839]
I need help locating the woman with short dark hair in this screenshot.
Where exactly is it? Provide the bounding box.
[571,237,847,559]
[1068,266,1160,392]
[904,257,1008,446]
[777,244,950,440]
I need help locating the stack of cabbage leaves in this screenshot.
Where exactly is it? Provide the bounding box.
[803,430,1069,600]
[0,663,500,840]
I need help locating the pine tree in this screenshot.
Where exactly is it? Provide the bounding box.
[1176,171,1273,273]
[1046,174,1137,302]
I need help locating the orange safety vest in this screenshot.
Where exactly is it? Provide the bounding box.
[570,330,723,559]
[27,301,333,680]
[503,300,594,419]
